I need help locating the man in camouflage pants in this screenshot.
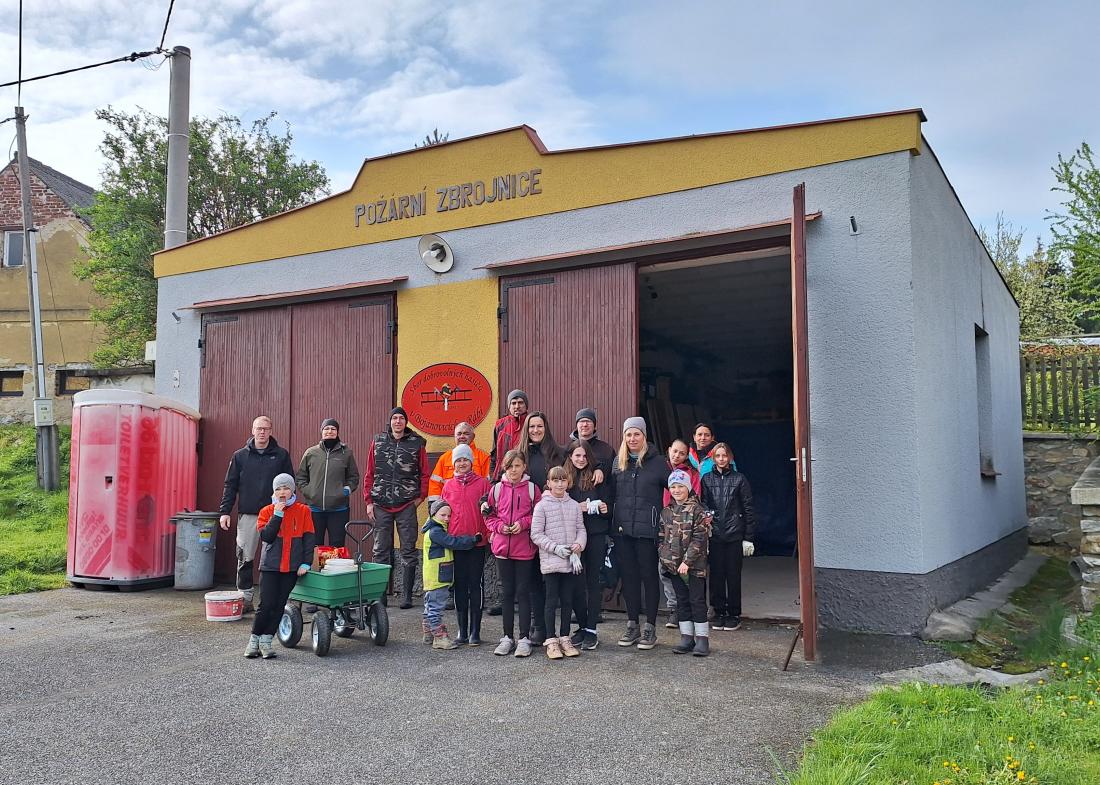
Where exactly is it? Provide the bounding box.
[364,406,429,608]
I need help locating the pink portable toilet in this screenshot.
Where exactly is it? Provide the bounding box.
[67,389,200,589]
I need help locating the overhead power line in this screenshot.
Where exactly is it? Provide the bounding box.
[159,0,177,51]
[0,49,165,90]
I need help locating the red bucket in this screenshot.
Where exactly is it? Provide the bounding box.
[204,590,244,622]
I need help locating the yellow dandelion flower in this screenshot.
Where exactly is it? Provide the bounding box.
[1008,736,1015,742]
[1061,662,1069,668]
[1018,772,1027,781]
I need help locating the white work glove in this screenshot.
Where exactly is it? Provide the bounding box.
[586,499,602,515]
[743,541,755,557]
[569,552,583,574]
[554,545,571,559]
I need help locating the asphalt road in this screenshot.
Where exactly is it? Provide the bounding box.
[0,587,947,785]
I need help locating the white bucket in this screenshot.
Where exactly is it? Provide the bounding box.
[204,590,244,622]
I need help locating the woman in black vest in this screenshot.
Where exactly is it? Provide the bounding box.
[610,416,670,651]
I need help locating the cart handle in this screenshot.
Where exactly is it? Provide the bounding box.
[343,519,376,546]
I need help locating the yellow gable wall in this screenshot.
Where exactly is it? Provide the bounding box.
[395,277,500,455]
[154,111,923,278]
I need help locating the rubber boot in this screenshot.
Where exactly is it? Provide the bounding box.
[244,634,261,658]
[672,621,695,654]
[400,564,416,609]
[455,607,469,646]
[692,622,710,657]
[469,609,483,646]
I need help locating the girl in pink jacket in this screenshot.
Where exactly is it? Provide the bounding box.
[440,444,493,646]
[531,465,587,660]
[484,449,542,657]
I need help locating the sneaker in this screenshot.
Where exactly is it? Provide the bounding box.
[487,604,502,616]
[494,636,516,656]
[514,637,533,658]
[664,609,677,629]
[242,600,255,615]
[432,628,459,650]
[559,636,580,657]
[618,621,640,647]
[244,634,260,658]
[545,638,564,660]
[529,627,546,646]
[569,628,585,646]
[727,616,742,631]
[636,623,658,650]
[581,631,599,650]
[714,615,728,631]
[258,634,276,659]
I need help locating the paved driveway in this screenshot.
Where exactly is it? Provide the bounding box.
[1,588,945,785]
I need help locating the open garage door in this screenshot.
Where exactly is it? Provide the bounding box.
[498,263,638,449]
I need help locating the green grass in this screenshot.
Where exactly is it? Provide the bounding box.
[942,557,1078,674]
[781,652,1100,785]
[0,424,70,596]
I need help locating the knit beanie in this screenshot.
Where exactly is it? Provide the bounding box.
[390,406,408,420]
[622,416,647,437]
[429,499,451,518]
[507,389,529,407]
[575,407,597,425]
[667,469,691,489]
[272,473,296,491]
[320,418,339,433]
[452,444,474,463]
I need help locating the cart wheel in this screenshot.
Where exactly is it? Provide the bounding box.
[278,604,303,648]
[312,611,332,657]
[368,602,390,646]
[333,608,356,638]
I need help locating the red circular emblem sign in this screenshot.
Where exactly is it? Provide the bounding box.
[401,363,493,436]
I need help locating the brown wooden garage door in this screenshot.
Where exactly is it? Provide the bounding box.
[198,296,395,580]
[499,263,638,451]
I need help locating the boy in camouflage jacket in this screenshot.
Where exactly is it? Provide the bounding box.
[658,470,711,656]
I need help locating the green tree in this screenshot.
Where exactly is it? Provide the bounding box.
[415,128,449,148]
[1049,141,1100,331]
[76,108,330,366]
[980,214,1078,340]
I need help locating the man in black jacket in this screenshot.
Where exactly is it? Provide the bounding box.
[218,416,294,612]
[571,407,615,483]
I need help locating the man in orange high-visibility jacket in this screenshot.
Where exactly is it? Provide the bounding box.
[428,421,491,501]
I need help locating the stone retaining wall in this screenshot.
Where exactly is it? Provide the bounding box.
[1070,459,1100,611]
[1024,432,1099,545]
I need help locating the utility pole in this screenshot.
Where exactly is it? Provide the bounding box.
[164,46,190,249]
[14,106,60,491]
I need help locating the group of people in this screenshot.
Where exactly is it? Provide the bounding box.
[218,389,756,661]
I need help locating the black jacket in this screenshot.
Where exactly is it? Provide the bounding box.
[701,466,756,542]
[611,444,670,540]
[568,476,613,536]
[568,431,616,476]
[526,440,564,489]
[219,437,294,516]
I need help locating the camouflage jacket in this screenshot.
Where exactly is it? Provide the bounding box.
[366,429,428,509]
[658,496,710,578]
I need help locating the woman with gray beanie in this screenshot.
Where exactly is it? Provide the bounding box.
[296,418,360,549]
[610,416,670,650]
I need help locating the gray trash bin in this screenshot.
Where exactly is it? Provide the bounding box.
[173,511,219,590]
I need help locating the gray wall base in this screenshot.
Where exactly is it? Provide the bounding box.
[815,527,1029,634]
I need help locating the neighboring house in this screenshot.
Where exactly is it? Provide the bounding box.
[0,154,148,423]
[152,109,1027,646]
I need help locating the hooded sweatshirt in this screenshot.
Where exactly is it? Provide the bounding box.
[440,470,492,543]
[491,413,526,478]
[485,476,542,560]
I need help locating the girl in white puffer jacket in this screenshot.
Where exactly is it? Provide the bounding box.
[530,466,587,660]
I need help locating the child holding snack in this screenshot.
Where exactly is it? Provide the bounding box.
[245,473,315,660]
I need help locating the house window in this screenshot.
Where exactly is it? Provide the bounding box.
[2,231,24,268]
[56,370,92,396]
[0,370,24,397]
[975,325,995,477]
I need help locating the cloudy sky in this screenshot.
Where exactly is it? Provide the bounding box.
[0,1,1096,248]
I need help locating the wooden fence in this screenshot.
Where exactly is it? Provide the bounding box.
[1020,352,1100,431]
